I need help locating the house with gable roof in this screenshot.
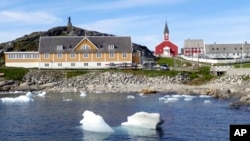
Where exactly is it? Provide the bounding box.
[4,17,133,69]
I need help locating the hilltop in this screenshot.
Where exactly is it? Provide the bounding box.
[0,26,155,60]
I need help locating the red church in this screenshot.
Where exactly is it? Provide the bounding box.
[155,21,178,57]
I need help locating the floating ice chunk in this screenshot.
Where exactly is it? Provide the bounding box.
[63,99,72,102]
[1,92,33,103]
[37,91,46,97]
[127,95,135,99]
[171,94,183,98]
[121,112,164,130]
[204,100,212,104]
[80,110,114,133]
[139,93,146,97]
[167,97,179,101]
[158,97,166,101]
[80,91,87,97]
[200,95,212,98]
[184,97,193,101]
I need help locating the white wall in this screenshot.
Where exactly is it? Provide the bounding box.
[5,62,39,68]
[181,55,250,64]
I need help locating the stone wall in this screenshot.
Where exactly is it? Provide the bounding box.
[226,68,250,75]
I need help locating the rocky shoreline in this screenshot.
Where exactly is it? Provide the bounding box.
[0,70,250,108]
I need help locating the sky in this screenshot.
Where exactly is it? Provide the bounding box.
[1,0,250,51]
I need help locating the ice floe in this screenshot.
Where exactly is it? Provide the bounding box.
[37,91,46,97]
[80,91,87,97]
[127,95,135,99]
[204,100,212,104]
[80,110,114,133]
[0,92,34,103]
[121,111,164,130]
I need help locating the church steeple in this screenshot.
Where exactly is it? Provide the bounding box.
[164,21,169,40]
[67,16,76,36]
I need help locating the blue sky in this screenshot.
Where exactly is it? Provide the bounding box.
[0,0,250,51]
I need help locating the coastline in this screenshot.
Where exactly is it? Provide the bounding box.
[1,71,250,108]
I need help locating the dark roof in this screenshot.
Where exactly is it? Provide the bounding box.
[164,21,169,34]
[205,43,250,53]
[38,36,132,53]
[183,39,204,48]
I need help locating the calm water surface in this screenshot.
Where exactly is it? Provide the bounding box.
[0,92,250,141]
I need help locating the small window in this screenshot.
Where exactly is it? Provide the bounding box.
[58,63,62,67]
[44,53,49,59]
[57,53,62,59]
[96,52,102,58]
[224,48,226,50]
[70,53,75,58]
[212,48,214,50]
[235,48,237,50]
[84,63,88,66]
[83,53,88,58]
[71,63,75,67]
[57,45,63,50]
[109,52,114,58]
[82,44,90,50]
[45,63,49,67]
[108,45,115,50]
[217,48,219,50]
[122,52,127,58]
[97,63,101,66]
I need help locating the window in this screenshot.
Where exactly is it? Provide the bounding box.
[71,63,75,67]
[82,44,90,50]
[97,63,101,66]
[45,63,49,67]
[58,63,62,67]
[83,53,88,58]
[44,53,49,59]
[57,45,63,50]
[70,53,75,58]
[84,63,88,66]
[96,52,102,58]
[108,45,115,50]
[212,48,214,50]
[235,48,237,50]
[122,52,127,58]
[217,48,219,50]
[109,52,114,58]
[57,53,62,59]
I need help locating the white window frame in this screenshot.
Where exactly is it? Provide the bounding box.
[57,53,62,59]
[122,52,127,58]
[82,44,90,50]
[44,53,49,59]
[83,53,88,58]
[97,63,101,66]
[70,53,76,58]
[109,52,114,58]
[96,52,102,58]
[108,45,115,50]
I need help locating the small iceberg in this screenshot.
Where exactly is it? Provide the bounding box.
[0,92,33,103]
[127,95,135,99]
[121,111,164,130]
[80,91,87,97]
[204,100,212,104]
[200,95,212,98]
[80,110,114,133]
[37,91,46,97]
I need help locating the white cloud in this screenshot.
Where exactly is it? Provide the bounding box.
[0,10,61,24]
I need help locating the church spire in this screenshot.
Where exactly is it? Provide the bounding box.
[164,21,169,40]
[67,16,73,34]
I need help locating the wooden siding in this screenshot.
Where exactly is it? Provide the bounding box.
[74,38,98,51]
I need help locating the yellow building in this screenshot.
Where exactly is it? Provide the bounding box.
[4,36,133,69]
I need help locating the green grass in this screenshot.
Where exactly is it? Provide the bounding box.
[234,63,250,68]
[0,67,29,81]
[156,57,192,67]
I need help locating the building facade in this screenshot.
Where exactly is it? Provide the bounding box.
[183,39,204,56]
[4,36,133,69]
[155,21,178,57]
[205,42,250,59]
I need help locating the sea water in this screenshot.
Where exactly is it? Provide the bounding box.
[0,92,250,141]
